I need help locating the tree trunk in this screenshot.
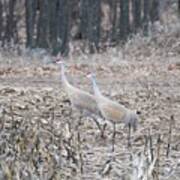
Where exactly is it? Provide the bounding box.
[56,0,70,55]
[49,0,59,54]
[87,0,101,52]
[0,1,3,42]
[4,0,17,44]
[80,0,89,39]
[119,0,130,41]
[110,0,118,43]
[132,0,142,33]
[36,0,50,48]
[150,0,159,23]
[143,0,150,36]
[25,0,37,48]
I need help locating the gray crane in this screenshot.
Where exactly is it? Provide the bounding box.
[87,73,139,150]
[56,61,106,137]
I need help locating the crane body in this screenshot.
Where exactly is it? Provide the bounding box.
[88,73,139,149]
[59,62,106,137]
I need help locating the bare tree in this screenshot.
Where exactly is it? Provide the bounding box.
[0,0,174,54]
[36,0,50,48]
[80,0,88,39]
[143,0,150,36]
[132,0,142,33]
[25,0,37,48]
[150,0,160,23]
[119,0,130,41]
[4,0,18,44]
[56,0,71,55]
[110,0,118,43]
[0,1,3,42]
[87,0,101,52]
[49,0,59,54]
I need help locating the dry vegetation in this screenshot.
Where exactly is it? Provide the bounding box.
[0,6,180,180]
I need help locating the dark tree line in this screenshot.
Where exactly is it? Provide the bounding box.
[0,0,18,46]
[0,0,178,55]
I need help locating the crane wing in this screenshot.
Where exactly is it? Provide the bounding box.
[67,85,100,115]
[99,100,126,123]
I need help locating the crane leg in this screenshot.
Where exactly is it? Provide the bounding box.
[74,111,84,132]
[91,117,107,138]
[112,122,116,152]
[127,123,132,148]
[78,114,84,126]
[101,122,107,138]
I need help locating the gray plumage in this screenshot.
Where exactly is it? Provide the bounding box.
[88,73,138,131]
[58,62,107,137]
[59,62,102,117]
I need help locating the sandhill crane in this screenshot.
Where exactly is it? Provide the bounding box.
[56,60,106,137]
[87,73,139,150]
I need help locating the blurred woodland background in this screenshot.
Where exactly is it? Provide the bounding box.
[0,0,179,55]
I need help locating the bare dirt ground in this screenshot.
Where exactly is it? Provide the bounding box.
[0,25,180,179]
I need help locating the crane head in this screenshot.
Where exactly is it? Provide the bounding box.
[54,57,65,71]
[56,60,64,65]
[124,110,140,132]
[55,57,63,64]
[53,55,66,74]
[55,59,65,73]
[52,53,64,65]
[86,72,96,79]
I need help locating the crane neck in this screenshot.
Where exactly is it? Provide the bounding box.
[60,63,69,86]
[91,76,102,97]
